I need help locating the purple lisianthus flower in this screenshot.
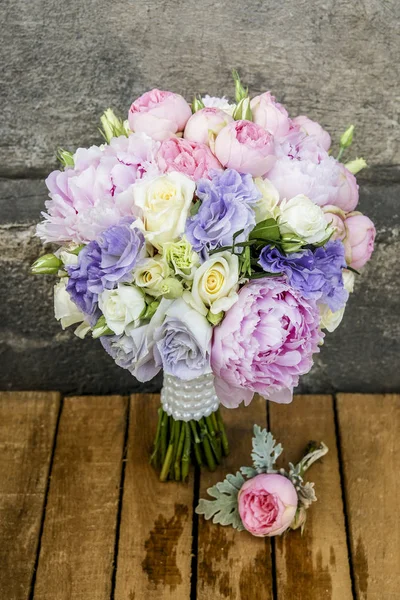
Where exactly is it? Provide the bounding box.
[154,298,212,380]
[259,240,348,312]
[97,218,145,289]
[66,219,144,323]
[66,241,102,324]
[185,168,261,258]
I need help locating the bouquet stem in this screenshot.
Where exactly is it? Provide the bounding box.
[150,407,229,482]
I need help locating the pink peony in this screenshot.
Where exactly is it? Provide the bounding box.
[157,137,222,180]
[345,213,376,269]
[128,89,192,141]
[214,120,276,177]
[268,131,358,209]
[250,92,291,139]
[292,115,331,151]
[211,278,323,407]
[184,107,234,147]
[36,134,160,245]
[334,164,359,212]
[238,474,298,536]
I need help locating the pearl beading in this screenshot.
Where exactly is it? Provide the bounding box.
[161,373,220,421]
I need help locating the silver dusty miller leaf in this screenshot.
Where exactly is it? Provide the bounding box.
[249,424,283,473]
[195,471,246,531]
[297,481,317,509]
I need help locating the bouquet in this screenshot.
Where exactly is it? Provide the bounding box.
[32,72,375,481]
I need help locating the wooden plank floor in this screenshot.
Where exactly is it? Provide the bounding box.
[0,392,398,600]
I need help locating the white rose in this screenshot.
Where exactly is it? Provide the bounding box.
[99,284,146,335]
[279,194,332,244]
[319,304,345,332]
[342,269,355,293]
[185,251,239,316]
[253,177,280,223]
[133,172,195,248]
[319,269,355,332]
[54,279,87,329]
[133,255,171,297]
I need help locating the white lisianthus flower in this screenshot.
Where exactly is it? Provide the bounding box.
[133,172,195,248]
[202,95,236,116]
[185,251,239,316]
[133,255,171,297]
[253,177,280,223]
[319,268,355,332]
[54,279,90,335]
[99,284,146,335]
[279,194,333,244]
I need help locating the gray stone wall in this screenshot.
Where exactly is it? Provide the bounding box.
[1,0,399,394]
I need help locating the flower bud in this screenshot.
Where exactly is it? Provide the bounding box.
[207,310,224,326]
[290,507,308,531]
[191,95,205,113]
[100,108,129,143]
[160,277,184,299]
[92,315,113,339]
[31,253,62,275]
[345,157,367,175]
[57,149,74,168]
[233,97,253,121]
[340,125,355,149]
[232,69,248,103]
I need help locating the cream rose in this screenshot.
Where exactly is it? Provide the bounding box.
[54,279,87,329]
[99,284,146,335]
[133,172,195,248]
[133,255,171,297]
[279,194,332,244]
[253,177,280,223]
[186,251,239,316]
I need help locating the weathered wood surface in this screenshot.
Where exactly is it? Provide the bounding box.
[114,394,195,600]
[270,396,352,600]
[197,397,273,600]
[337,394,400,600]
[32,396,127,600]
[0,392,399,599]
[0,391,60,600]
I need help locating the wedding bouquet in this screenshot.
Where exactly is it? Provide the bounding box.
[32,72,375,481]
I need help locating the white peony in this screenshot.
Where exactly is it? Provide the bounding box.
[279,194,333,244]
[133,172,195,248]
[99,284,146,335]
[185,251,239,316]
[253,177,280,223]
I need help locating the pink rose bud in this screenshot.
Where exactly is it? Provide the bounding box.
[323,205,352,263]
[292,115,331,152]
[345,213,376,270]
[157,137,222,180]
[238,473,298,537]
[334,164,359,212]
[128,89,192,141]
[214,120,276,177]
[184,107,234,148]
[250,92,291,139]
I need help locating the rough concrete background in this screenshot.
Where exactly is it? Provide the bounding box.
[0,0,399,394]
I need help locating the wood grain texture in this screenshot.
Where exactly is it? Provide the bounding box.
[0,391,60,600]
[197,396,273,600]
[337,393,400,600]
[269,395,352,600]
[33,395,127,600]
[114,394,194,600]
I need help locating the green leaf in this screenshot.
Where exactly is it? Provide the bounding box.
[249,218,280,242]
[195,471,246,530]
[248,271,283,280]
[190,200,201,216]
[250,425,283,473]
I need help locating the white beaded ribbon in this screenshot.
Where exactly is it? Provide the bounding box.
[161,373,220,422]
